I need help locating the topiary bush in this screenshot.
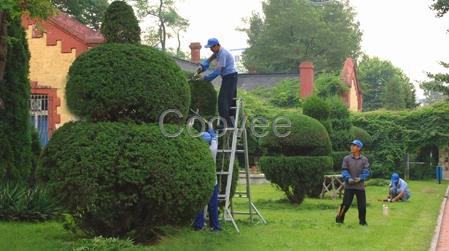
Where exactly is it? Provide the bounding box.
[188,75,217,117]
[303,95,332,133]
[326,97,353,151]
[101,1,141,43]
[66,43,190,123]
[39,122,215,241]
[260,156,332,204]
[261,113,332,156]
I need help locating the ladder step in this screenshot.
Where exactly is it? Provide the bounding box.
[217,149,244,153]
[216,171,230,175]
[230,211,253,215]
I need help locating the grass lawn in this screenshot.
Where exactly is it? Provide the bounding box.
[0,180,447,251]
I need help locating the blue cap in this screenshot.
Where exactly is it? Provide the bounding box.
[201,132,212,144]
[391,173,399,183]
[350,139,363,149]
[205,38,219,48]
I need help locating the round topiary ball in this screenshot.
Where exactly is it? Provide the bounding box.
[187,74,217,117]
[66,43,190,123]
[39,121,215,241]
[261,113,332,156]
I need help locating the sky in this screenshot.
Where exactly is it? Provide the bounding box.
[144,0,449,98]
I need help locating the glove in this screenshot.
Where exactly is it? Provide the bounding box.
[348,178,355,184]
[199,60,210,72]
[353,177,361,183]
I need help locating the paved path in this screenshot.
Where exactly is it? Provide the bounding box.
[431,185,449,251]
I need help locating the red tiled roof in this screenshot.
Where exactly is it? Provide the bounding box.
[48,13,105,45]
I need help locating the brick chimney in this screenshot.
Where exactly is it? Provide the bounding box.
[189,42,202,64]
[299,61,314,98]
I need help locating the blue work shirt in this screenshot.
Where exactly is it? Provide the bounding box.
[204,47,237,81]
[215,47,236,76]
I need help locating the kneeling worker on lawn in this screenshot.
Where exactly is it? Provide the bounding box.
[336,139,370,225]
[387,173,410,202]
[193,129,221,231]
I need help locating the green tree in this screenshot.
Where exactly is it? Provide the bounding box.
[132,0,189,51]
[422,62,449,103]
[241,0,362,73]
[51,0,109,30]
[431,0,449,17]
[358,55,416,111]
[0,18,32,182]
[101,1,141,44]
[314,73,348,98]
[420,79,447,104]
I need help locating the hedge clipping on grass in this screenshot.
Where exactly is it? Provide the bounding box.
[39,122,215,241]
[66,43,190,123]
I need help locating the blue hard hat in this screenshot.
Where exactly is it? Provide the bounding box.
[201,132,212,144]
[391,173,400,183]
[205,38,219,48]
[350,139,363,149]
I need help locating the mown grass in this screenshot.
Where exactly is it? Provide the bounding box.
[0,180,447,251]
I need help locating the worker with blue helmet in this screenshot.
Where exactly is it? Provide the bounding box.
[388,172,410,202]
[336,139,370,225]
[196,38,238,127]
[193,129,221,231]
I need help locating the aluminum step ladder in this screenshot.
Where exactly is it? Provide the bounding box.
[216,98,267,233]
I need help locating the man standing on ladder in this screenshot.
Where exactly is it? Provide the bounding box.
[196,38,238,127]
[193,129,221,231]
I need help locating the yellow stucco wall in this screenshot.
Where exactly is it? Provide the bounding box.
[348,79,359,112]
[25,26,77,127]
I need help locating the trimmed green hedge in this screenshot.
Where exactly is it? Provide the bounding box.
[66,43,190,123]
[188,76,217,117]
[260,156,333,204]
[101,1,140,44]
[303,95,332,133]
[39,122,215,241]
[261,113,332,156]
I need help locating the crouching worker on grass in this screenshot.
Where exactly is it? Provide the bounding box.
[387,173,411,202]
[192,129,221,231]
[336,139,370,226]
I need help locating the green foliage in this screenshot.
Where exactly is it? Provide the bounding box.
[1,0,54,20]
[51,0,109,30]
[261,113,332,156]
[0,182,62,221]
[358,55,416,111]
[101,1,140,43]
[39,122,215,242]
[251,78,300,108]
[134,0,189,51]
[431,0,449,17]
[331,151,347,172]
[364,178,390,187]
[66,43,190,123]
[0,18,32,182]
[187,75,217,117]
[314,73,348,98]
[260,156,332,204]
[422,62,449,103]
[29,128,42,185]
[326,97,353,151]
[242,0,362,73]
[303,95,331,133]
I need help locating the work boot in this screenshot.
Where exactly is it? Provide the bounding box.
[335,204,347,224]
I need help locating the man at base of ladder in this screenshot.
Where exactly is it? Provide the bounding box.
[193,129,221,231]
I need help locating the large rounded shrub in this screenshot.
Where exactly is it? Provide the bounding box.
[39,122,215,241]
[66,43,190,123]
[303,95,332,133]
[261,113,332,156]
[260,156,332,204]
[187,75,217,117]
